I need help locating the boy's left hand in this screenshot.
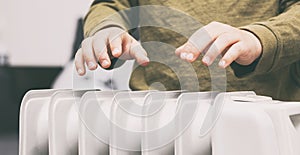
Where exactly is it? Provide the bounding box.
[175,21,262,68]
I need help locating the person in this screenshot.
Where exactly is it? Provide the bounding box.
[75,0,300,101]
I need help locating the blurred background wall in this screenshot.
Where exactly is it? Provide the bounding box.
[0,0,92,66]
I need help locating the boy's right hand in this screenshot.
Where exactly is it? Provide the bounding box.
[75,27,149,76]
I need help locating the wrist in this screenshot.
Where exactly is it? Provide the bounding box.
[242,30,263,61]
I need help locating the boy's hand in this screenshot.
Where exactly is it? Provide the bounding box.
[75,27,149,76]
[175,21,262,68]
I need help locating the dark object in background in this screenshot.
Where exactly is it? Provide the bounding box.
[0,50,17,134]
[0,49,62,134]
[0,66,17,134]
[13,67,62,105]
[0,65,62,134]
[0,46,62,134]
[71,18,84,59]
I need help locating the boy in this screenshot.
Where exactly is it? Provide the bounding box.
[75,0,300,101]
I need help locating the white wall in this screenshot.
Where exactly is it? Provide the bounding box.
[0,0,93,67]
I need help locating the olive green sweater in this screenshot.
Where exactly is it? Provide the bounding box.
[84,0,300,101]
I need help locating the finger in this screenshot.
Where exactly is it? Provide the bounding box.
[202,32,240,66]
[108,32,123,58]
[189,27,214,49]
[74,48,86,76]
[203,21,234,37]
[82,38,98,70]
[175,41,201,62]
[92,36,111,68]
[184,22,235,62]
[118,33,134,60]
[129,39,150,66]
[175,22,228,62]
[187,22,224,51]
[218,42,244,68]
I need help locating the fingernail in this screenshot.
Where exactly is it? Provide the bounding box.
[139,56,150,66]
[219,60,226,68]
[102,60,110,67]
[202,56,210,65]
[112,48,120,55]
[141,61,149,66]
[180,53,187,59]
[186,53,194,61]
[77,69,84,75]
[144,57,150,62]
[88,62,96,69]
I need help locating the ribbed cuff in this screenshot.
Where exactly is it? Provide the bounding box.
[85,19,128,37]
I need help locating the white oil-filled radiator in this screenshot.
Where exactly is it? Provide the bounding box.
[19,90,300,155]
